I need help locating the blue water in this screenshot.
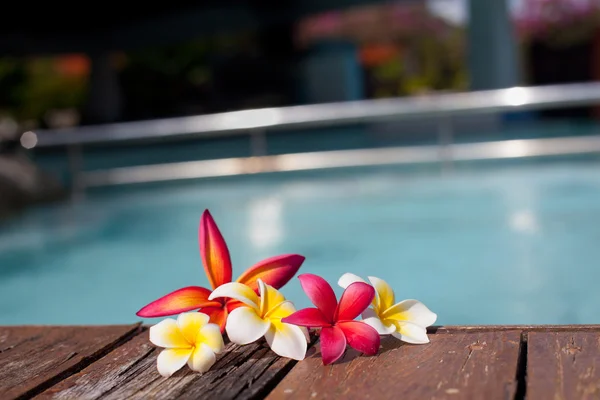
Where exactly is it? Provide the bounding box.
[1,161,600,326]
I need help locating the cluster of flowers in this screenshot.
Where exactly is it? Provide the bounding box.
[515,0,600,43]
[137,210,436,378]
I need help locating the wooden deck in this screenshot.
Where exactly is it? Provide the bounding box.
[2,325,599,399]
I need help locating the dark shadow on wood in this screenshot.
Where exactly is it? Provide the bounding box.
[9,324,143,400]
[514,332,528,400]
[6,325,600,399]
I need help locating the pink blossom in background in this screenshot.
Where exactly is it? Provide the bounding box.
[514,0,600,39]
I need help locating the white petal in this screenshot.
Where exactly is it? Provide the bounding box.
[265,300,310,343]
[156,348,193,378]
[264,300,296,320]
[391,321,430,344]
[383,299,437,327]
[150,318,190,349]
[177,312,209,344]
[197,323,224,354]
[225,306,271,345]
[209,282,260,311]
[361,308,396,335]
[265,323,308,360]
[188,343,217,374]
[337,273,366,289]
[258,279,286,316]
[367,276,395,311]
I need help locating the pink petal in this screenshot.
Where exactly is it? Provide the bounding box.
[297,274,338,322]
[320,326,347,365]
[199,210,233,289]
[237,254,305,292]
[281,308,331,328]
[335,282,375,322]
[136,286,221,317]
[338,321,380,356]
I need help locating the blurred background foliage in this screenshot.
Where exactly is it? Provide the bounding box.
[1,0,600,130]
[0,56,87,126]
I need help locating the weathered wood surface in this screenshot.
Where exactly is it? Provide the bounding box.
[527,331,600,400]
[37,328,313,400]
[268,331,522,400]
[2,325,600,400]
[0,324,141,400]
[434,325,600,333]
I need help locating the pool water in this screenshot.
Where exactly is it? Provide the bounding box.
[1,161,600,326]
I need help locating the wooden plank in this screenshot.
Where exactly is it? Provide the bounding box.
[268,331,522,400]
[0,324,141,400]
[38,330,315,400]
[434,325,600,334]
[527,331,600,400]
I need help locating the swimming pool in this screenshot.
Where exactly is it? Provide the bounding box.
[1,160,600,326]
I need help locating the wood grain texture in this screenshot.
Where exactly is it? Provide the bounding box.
[0,324,141,400]
[434,325,600,334]
[4,325,600,399]
[527,331,600,400]
[268,331,522,400]
[38,329,314,400]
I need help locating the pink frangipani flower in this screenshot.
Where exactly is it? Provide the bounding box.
[282,273,380,365]
[137,209,305,333]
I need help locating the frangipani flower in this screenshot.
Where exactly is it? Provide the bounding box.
[149,312,224,378]
[338,273,437,344]
[282,273,380,365]
[209,279,308,360]
[137,209,305,332]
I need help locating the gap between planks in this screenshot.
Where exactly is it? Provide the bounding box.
[267,327,600,400]
[5,325,600,400]
[1,324,143,400]
[36,329,319,400]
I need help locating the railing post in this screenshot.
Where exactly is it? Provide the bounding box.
[67,144,85,201]
[250,128,268,157]
[438,117,454,174]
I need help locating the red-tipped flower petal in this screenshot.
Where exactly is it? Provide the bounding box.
[237,254,305,292]
[335,282,375,322]
[297,274,338,322]
[320,326,347,365]
[199,210,233,289]
[225,299,246,313]
[136,286,221,317]
[338,321,380,356]
[281,308,331,328]
[201,306,228,333]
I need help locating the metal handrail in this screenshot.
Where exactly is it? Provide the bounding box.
[34,82,600,148]
[81,135,600,187]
